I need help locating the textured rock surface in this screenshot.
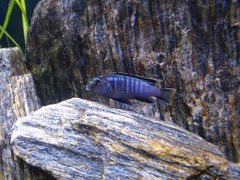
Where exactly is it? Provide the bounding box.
[11,98,240,179]
[26,0,240,162]
[0,48,54,179]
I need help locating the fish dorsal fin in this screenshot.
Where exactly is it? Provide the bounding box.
[110,72,161,86]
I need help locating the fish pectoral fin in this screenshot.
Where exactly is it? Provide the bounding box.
[112,98,131,105]
[135,97,155,103]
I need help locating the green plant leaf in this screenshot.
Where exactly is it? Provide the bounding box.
[0,0,29,51]
[0,25,22,52]
[0,0,16,39]
[15,0,29,43]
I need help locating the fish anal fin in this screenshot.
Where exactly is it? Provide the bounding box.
[135,97,155,103]
[112,98,131,105]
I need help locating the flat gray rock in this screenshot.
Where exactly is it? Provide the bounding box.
[11,98,239,179]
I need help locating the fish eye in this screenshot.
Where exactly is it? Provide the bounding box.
[95,80,101,86]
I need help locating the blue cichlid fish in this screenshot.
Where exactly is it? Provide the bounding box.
[85,73,176,105]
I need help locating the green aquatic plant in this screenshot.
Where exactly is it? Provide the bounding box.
[0,25,21,50]
[0,0,29,52]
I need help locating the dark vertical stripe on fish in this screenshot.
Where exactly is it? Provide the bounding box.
[118,76,121,91]
[119,76,123,91]
[127,77,131,93]
[114,76,118,90]
[136,80,140,94]
[129,78,132,93]
[107,77,114,88]
[131,78,135,94]
[125,76,128,92]
[116,76,120,90]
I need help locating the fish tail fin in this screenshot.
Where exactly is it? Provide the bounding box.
[158,88,176,105]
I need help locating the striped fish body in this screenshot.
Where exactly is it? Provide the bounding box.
[86,73,176,105]
[105,74,159,99]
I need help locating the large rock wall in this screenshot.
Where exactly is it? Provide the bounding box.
[26,0,239,162]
